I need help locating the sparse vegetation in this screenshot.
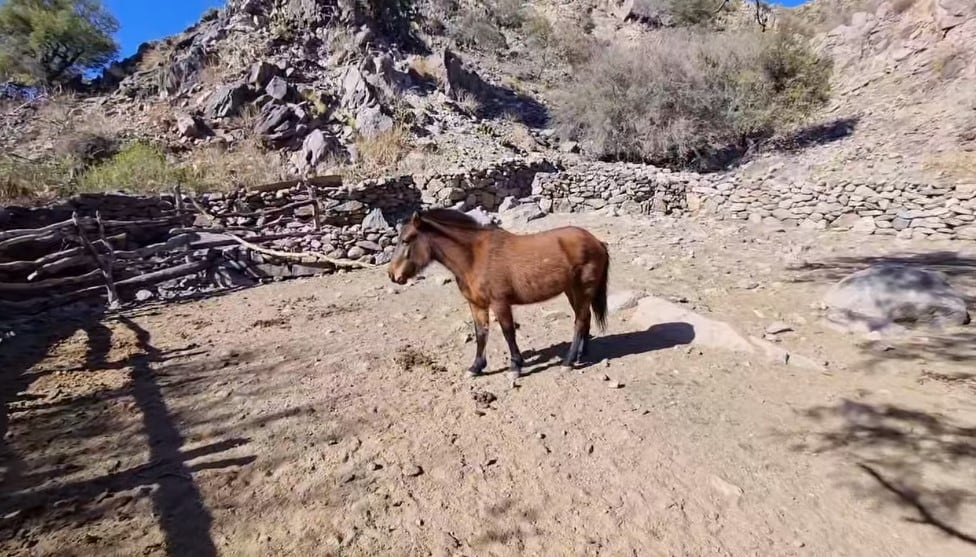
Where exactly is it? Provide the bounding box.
[451,7,508,52]
[355,123,412,174]
[553,23,832,167]
[408,54,444,85]
[77,142,188,193]
[184,140,288,191]
[0,153,77,202]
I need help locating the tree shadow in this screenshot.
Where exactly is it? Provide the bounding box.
[787,251,976,366]
[643,116,861,172]
[792,399,976,546]
[519,322,695,376]
[0,309,260,555]
[1,305,106,526]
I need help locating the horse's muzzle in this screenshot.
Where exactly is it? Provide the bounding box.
[388,269,407,285]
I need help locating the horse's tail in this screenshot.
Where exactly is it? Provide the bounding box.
[592,241,610,332]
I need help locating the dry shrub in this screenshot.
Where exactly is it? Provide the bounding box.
[136,45,170,72]
[553,25,832,166]
[356,124,412,174]
[184,140,288,191]
[408,54,444,85]
[0,154,75,203]
[451,8,508,51]
[454,90,482,114]
[491,0,525,28]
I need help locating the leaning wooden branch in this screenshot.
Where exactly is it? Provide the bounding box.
[74,211,120,310]
[188,197,372,270]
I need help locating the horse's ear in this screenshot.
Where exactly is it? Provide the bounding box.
[410,212,421,225]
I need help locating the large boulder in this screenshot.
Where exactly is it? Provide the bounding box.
[362,207,391,230]
[823,265,971,330]
[205,82,251,119]
[339,66,377,111]
[499,202,545,230]
[355,104,394,139]
[632,296,754,353]
[291,129,341,172]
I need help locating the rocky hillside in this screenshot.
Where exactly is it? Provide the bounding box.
[1,0,974,201]
[738,0,976,186]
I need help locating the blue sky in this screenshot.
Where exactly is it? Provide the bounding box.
[106,0,226,58]
[106,0,810,59]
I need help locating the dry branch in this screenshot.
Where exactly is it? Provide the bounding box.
[187,197,372,270]
[0,257,215,314]
[0,215,183,243]
[74,212,120,309]
[0,269,103,293]
[114,233,196,259]
[0,233,126,278]
[212,199,315,219]
[246,175,342,194]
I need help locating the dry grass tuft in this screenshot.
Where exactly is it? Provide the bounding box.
[355,124,413,176]
[922,151,976,182]
[184,140,289,191]
[408,55,444,86]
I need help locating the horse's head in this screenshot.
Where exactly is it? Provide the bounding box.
[388,212,434,284]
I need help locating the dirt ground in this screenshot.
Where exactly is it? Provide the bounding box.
[2,212,975,557]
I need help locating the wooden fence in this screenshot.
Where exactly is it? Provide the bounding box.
[0,178,374,316]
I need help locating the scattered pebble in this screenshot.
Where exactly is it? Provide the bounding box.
[403,465,424,477]
[765,322,793,335]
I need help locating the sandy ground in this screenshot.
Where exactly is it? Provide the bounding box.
[1,212,975,557]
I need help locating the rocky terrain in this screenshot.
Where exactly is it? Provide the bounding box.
[2,211,975,556]
[1,0,972,197]
[2,0,976,555]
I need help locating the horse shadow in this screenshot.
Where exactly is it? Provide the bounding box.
[516,322,696,376]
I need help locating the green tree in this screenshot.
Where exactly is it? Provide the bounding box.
[0,0,119,86]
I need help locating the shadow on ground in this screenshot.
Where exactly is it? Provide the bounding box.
[519,322,695,375]
[0,307,265,555]
[788,251,976,366]
[794,399,976,546]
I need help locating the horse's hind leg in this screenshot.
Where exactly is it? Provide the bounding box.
[563,286,591,368]
[492,302,524,378]
[467,303,489,376]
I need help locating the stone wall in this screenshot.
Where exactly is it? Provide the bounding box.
[531,161,717,216]
[417,157,558,212]
[701,179,976,241]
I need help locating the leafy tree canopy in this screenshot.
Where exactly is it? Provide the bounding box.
[0,0,119,86]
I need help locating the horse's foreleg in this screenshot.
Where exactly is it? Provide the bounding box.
[493,302,524,378]
[467,303,489,376]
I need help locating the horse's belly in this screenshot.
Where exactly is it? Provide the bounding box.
[509,272,570,305]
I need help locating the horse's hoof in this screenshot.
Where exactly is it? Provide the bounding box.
[561,362,575,371]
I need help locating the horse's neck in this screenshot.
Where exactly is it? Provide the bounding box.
[429,229,480,280]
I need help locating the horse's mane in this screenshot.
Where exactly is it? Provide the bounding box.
[419,208,493,230]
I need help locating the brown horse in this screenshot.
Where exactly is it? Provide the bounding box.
[387,208,610,378]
